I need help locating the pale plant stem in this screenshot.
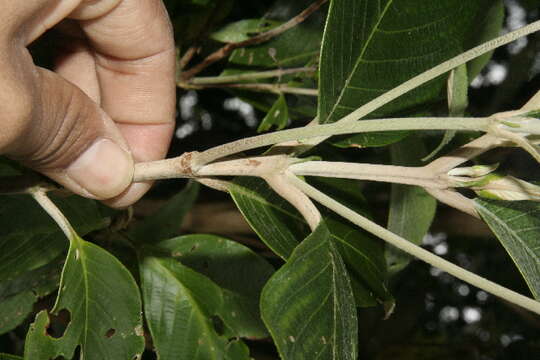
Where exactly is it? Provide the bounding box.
[29,187,74,240]
[195,178,232,193]
[285,173,540,315]
[426,134,503,173]
[196,155,293,177]
[134,152,197,182]
[522,90,540,111]
[425,188,479,218]
[189,67,316,85]
[264,174,321,230]
[193,117,489,167]
[289,161,446,188]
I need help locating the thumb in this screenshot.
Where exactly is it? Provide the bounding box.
[2,66,134,200]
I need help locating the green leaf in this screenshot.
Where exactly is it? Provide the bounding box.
[211,19,281,43]
[0,260,62,335]
[387,137,437,275]
[155,234,274,338]
[261,222,357,360]
[228,0,326,68]
[475,199,540,299]
[140,249,250,360]
[24,235,145,360]
[0,195,110,282]
[129,182,199,244]
[318,0,500,146]
[465,0,504,80]
[448,64,469,117]
[0,293,34,336]
[258,94,289,132]
[229,177,310,259]
[231,176,390,306]
[307,177,391,304]
[423,64,469,161]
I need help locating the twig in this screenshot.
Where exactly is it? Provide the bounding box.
[189,66,316,85]
[195,178,231,193]
[425,188,479,218]
[133,152,199,182]
[425,134,504,173]
[29,187,74,239]
[285,173,540,315]
[289,161,446,189]
[178,46,200,72]
[192,117,490,167]
[179,0,329,81]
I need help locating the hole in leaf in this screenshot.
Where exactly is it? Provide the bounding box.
[46,309,71,339]
[211,315,225,336]
[105,328,116,338]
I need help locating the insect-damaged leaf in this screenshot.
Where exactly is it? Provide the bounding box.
[24,234,144,360]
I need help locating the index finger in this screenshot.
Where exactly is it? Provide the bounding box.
[77,0,176,127]
[77,0,176,206]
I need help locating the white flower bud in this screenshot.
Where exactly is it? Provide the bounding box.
[472,174,540,201]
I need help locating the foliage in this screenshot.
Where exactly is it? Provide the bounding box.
[1,0,540,359]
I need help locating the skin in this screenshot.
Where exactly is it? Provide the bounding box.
[0,0,176,207]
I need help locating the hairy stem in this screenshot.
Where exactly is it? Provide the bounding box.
[193,117,489,167]
[289,161,446,188]
[285,173,540,315]
[425,188,479,218]
[29,187,74,239]
[264,174,321,230]
[426,134,504,173]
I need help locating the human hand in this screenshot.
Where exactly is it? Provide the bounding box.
[0,0,176,207]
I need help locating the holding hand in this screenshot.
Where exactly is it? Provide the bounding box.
[0,0,176,207]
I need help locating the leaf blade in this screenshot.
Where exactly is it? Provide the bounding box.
[261,223,357,360]
[24,236,145,360]
[475,199,540,299]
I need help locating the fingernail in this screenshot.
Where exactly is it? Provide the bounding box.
[66,139,134,199]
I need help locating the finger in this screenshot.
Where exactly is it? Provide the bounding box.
[54,37,101,104]
[78,0,176,126]
[0,47,133,200]
[76,0,176,205]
